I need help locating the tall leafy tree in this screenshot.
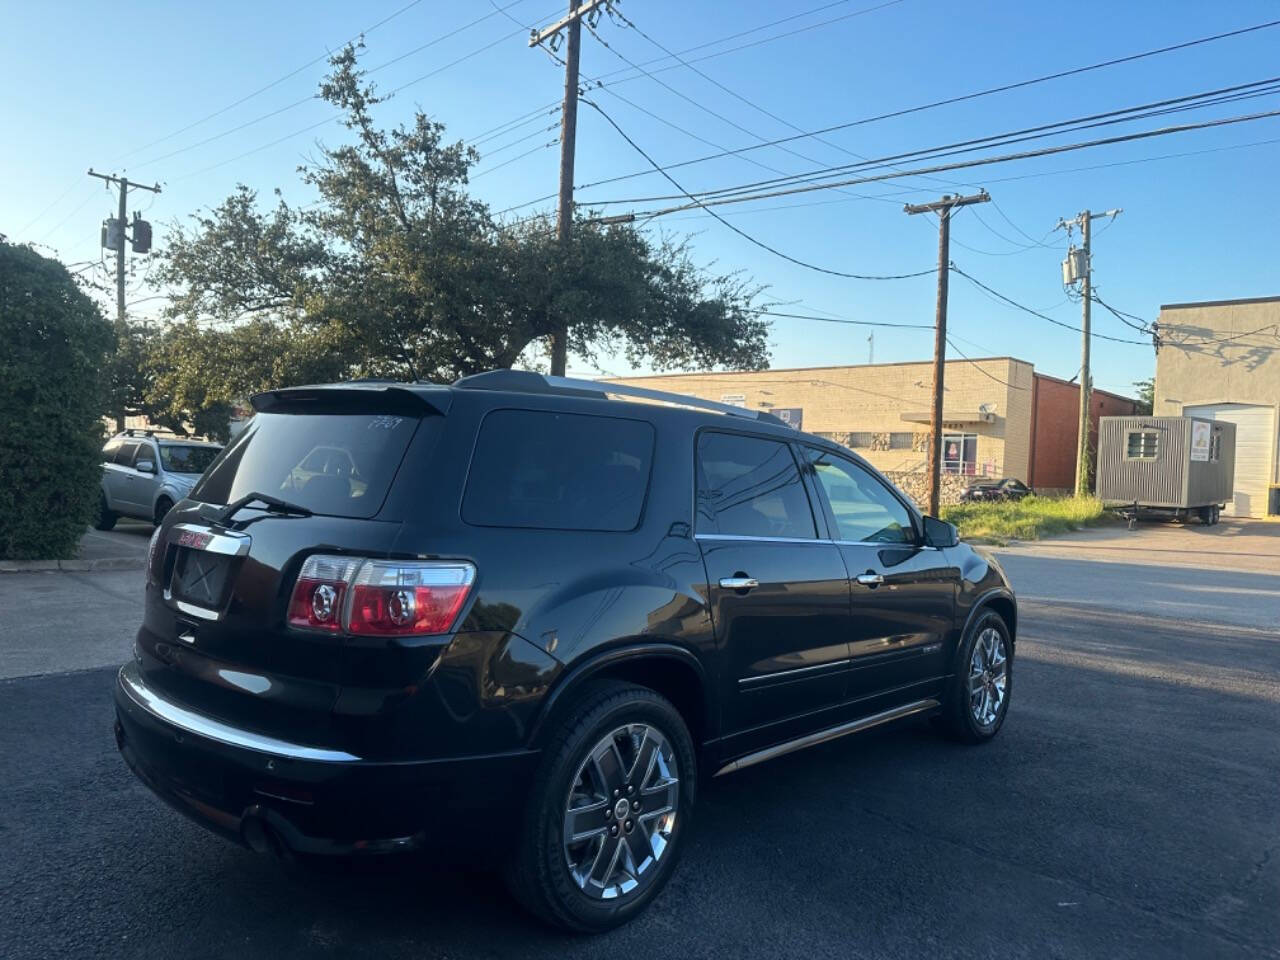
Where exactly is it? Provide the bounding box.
[155,45,768,421]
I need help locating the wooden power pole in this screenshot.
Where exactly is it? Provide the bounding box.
[904,191,990,517]
[87,169,161,327]
[530,0,610,376]
[1057,207,1121,496]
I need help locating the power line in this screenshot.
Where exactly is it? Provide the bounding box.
[617,106,1280,220]
[945,337,1028,389]
[761,310,934,329]
[114,0,433,164]
[471,138,560,179]
[134,6,562,175]
[949,264,1149,345]
[1091,290,1151,332]
[604,5,971,198]
[581,96,934,280]
[594,76,1280,207]
[530,17,1280,203]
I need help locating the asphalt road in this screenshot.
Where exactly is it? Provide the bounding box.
[2,559,1278,957]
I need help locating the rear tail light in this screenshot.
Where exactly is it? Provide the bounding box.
[287,555,364,633]
[287,555,475,637]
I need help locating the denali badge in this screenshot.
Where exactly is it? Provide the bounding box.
[176,529,213,550]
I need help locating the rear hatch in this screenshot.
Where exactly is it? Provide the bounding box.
[136,385,454,754]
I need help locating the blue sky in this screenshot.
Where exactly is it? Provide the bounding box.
[5,0,1279,396]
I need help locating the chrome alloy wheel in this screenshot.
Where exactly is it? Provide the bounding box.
[563,723,680,900]
[969,626,1009,728]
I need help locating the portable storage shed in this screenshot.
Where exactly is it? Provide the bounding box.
[1096,416,1236,522]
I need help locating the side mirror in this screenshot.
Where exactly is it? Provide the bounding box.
[135,459,156,474]
[922,515,959,548]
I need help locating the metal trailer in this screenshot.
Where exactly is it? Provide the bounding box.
[1096,416,1236,526]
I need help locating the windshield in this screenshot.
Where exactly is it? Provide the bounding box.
[159,445,221,474]
[189,412,421,518]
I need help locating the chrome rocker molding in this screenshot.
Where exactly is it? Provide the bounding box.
[117,663,360,763]
[714,698,940,776]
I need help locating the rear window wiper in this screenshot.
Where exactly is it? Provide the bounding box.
[198,492,313,524]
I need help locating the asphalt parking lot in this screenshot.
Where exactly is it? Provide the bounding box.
[2,524,1277,959]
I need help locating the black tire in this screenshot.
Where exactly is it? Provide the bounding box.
[94,492,117,531]
[153,496,173,525]
[1211,505,1221,525]
[506,680,697,933]
[1199,505,1214,525]
[935,610,1013,744]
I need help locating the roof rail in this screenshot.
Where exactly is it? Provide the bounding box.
[453,369,789,427]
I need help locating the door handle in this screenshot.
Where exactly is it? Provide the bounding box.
[719,576,759,591]
[855,573,885,587]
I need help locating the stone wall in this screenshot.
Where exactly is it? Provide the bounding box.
[883,471,970,510]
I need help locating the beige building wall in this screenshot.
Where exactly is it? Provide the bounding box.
[1154,298,1280,415]
[607,357,1034,479]
[1154,296,1280,514]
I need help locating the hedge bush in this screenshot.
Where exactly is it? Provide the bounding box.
[0,241,114,560]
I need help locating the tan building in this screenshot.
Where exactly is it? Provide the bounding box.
[1154,295,1280,517]
[608,357,1139,499]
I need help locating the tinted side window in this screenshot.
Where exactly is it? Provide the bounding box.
[463,410,654,532]
[696,433,816,539]
[130,442,156,468]
[806,449,914,544]
[103,439,122,462]
[114,441,140,466]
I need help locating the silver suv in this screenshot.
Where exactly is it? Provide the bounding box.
[96,430,222,528]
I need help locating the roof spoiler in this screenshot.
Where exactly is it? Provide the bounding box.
[250,383,452,416]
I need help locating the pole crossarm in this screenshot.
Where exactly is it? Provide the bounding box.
[529,0,610,46]
[903,190,990,215]
[87,168,162,194]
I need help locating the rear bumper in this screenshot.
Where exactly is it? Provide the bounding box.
[113,662,538,858]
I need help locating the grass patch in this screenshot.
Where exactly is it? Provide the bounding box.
[941,495,1107,544]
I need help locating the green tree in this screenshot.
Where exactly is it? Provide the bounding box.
[1132,377,1154,415]
[0,241,115,560]
[154,46,767,419]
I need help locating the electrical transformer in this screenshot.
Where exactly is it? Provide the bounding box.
[131,215,152,254]
[101,218,124,252]
[1061,245,1087,285]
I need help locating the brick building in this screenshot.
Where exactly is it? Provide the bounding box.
[607,357,1140,499]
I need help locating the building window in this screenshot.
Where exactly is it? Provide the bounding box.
[1126,431,1159,459]
[943,433,978,475]
[846,432,875,449]
[888,432,914,450]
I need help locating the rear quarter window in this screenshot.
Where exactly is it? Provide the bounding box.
[190,412,422,519]
[463,409,654,532]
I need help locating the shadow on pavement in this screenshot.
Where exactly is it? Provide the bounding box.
[2,604,1277,959]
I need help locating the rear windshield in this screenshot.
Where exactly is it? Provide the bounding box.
[463,409,654,531]
[190,412,420,518]
[159,445,221,474]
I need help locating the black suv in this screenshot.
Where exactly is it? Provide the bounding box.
[113,371,1016,932]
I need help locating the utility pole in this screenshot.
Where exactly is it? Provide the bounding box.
[867,332,874,365]
[88,169,161,327]
[1057,207,1121,497]
[530,0,610,376]
[904,191,990,516]
[89,169,161,430]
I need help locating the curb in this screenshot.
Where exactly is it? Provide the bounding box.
[0,556,146,573]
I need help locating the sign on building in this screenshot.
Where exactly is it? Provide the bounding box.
[1190,420,1212,462]
[774,407,803,429]
[720,394,746,408]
